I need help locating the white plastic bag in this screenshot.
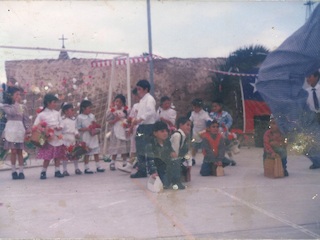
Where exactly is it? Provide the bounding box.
[147,176,163,193]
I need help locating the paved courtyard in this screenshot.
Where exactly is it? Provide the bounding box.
[1,147,320,239]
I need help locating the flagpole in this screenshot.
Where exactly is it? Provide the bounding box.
[239,78,246,133]
[147,0,154,96]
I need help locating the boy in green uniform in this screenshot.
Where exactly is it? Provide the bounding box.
[146,121,185,190]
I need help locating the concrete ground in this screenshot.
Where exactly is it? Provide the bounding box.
[1,147,320,239]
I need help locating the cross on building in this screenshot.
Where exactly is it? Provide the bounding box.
[58,34,70,60]
[59,34,68,48]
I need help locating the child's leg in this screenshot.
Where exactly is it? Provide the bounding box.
[16,149,23,170]
[95,154,105,172]
[191,142,201,166]
[10,149,18,179]
[62,160,70,176]
[200,162,212,176]
[42,160,50,170]
[130,152,136,163]
[10,149,17,173]
[40,160,50,179]
[282,157,288,176]
[16,149,25,179]
[109,154,117,170]
[54,158,64,178]
[83,155,93,173]
[121,153,128,166]
[110,154,116,164]
[62,160,68,172]
[74,160,82,174]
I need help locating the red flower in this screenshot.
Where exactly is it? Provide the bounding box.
[110,108,116,113]
[124,106,128,111]
[227,132,237,141]
[67,145,74,153]
[40,121,47,128]
[88,121,101,130]
[36,107,43,114]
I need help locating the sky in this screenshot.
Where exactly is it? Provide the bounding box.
[0,0,314,82]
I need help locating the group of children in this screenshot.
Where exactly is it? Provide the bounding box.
[0,87,105,180]
[0,82,288,186]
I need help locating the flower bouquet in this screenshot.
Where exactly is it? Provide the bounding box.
[66,141,89,160]
[88,121,101,136]
[121,117,132,129]
[29,121,54,147]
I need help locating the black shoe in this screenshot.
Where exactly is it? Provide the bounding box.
[97,167,105,173]
[309,164,320,169]
[130,171,147,178]
[230,160,237,166]
[40,171,46,180]
[174,182,186,190]
[18,172,25,179]
[84,169,94,174]
[284,170,289,177]
[192,159,196,166]
[54,171,64,178]
[12,171,19,180]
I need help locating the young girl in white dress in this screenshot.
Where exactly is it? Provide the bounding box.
[76,100,105,174]
[105,94,130,171]
[0,86,31,180]
[61,103,82,176]
[34,94,65,179]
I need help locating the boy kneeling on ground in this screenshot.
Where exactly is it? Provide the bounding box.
[146,121,186,190]
[200,120,231,176]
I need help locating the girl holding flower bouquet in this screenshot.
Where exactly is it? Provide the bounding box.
[0,86,31,180]
[76,99,105,174]
[33,94,64,179]
[118,88,140,173]
[61,103,83,176]
[105,94,130,171]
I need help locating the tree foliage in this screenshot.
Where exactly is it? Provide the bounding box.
[211,44,269,129]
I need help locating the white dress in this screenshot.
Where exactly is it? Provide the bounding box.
[62,117,78,147]
[76,113,100,155]
[106,107,130,155]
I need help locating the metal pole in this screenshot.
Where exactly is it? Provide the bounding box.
[147,0,154,96]
[126,55,131,108]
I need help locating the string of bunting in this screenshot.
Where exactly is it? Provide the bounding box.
[91,54,163,68]
[209,69,258,77]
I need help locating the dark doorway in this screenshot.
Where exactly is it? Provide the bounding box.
[254,115,270,147]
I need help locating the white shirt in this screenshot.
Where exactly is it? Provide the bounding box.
[156,107,177,126]
[189,109,211,143]
[305,82,320,113]
[136,92,156,125]
[33,108,63,146]
[170,129,186,155]
[129,103,139,119]
[62,117,79,146]
[170,129,192,166]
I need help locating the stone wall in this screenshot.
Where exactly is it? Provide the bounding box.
[5,57,225,124]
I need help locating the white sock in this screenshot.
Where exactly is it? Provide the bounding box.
[11,165,16,172]
[96,162,101,168]
[62,161,68,171]
[42,167,47,172]
[85,163,90,170]
[74,160,79,169]
[19,166,24,173]
[55,167,60,172]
